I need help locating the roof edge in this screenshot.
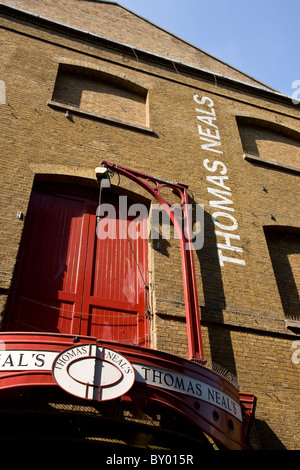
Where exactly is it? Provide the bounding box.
[114,1,279,93]
[0,3,293,105]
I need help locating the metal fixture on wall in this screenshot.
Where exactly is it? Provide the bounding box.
[100,160,204,362]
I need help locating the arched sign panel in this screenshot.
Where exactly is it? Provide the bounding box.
[0,333,251,449]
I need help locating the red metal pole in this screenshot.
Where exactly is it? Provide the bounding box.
[100,161,204,361]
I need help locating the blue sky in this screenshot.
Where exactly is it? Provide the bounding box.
[119,0,300,97]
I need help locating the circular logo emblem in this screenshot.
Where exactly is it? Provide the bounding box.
[52,344,135,401]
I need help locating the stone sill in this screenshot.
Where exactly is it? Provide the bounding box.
[285,319,300,330]
[244,153,300,175]
[47,100,155,135]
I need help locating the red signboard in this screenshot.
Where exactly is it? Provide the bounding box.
[0,332,249,450]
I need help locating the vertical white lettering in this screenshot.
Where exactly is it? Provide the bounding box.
[196,114,218,127]
[200,137,223,154]
[194,94,214,108]
[206,175,231,191]
[212,212,238,231]
[194,94,245,267]
[0,80,5,104]
[208,188,234,211]
[218,249,246,266]
[203,158,227,174]
[215,231,243,253]
[198,125,220,140]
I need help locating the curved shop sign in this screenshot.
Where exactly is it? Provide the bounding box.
[52,344,135,401]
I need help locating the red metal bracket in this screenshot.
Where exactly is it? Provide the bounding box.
[101,160,204,362]
[239,392,256,429]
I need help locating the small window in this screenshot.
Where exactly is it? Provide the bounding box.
[49,64,150,131]
[237,118,300,173]
[265,227,300,321]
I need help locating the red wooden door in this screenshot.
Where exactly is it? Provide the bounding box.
[5,184,149,347]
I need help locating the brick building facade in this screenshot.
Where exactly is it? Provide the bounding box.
[0,0,299,452]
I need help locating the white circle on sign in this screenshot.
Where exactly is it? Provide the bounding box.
[52,344,135,401]
[68,358,122,386]
[68,357,97,384]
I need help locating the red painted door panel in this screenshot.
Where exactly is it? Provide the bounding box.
[5,184,149,346]
[81,202,149,346]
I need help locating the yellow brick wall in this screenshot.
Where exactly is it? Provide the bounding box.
[0,7,299,450]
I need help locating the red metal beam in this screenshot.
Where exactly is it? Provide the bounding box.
[100,161,204,362]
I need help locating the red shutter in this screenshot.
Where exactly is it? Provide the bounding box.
[5,185,149,347]
[80,196,149,346]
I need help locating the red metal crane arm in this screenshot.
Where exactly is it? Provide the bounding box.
[101,160,204,362]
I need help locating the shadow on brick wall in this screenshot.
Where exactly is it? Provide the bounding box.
[188,199,237,378]
[248,419,287,450]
